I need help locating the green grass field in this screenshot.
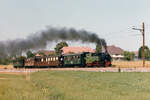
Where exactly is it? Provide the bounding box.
[1,71,150,100]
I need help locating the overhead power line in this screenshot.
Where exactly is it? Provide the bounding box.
[132,22,145,67]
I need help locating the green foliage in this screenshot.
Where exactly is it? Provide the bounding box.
[95,44,102,53]
[55,41,68,55]
[123,51,135,61]
[0,58,12,65]
[138,46,150,60]
[26,50,34,58]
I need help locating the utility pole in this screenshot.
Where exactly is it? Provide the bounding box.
[142,22,145,67]
[132,22,145,67]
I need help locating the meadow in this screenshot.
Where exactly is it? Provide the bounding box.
[1,71,150,100]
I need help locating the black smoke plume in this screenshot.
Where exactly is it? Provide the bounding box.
[0,27,107,58]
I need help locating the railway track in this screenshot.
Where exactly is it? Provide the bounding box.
[1,67,150,73]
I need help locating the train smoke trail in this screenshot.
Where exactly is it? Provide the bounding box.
[0,27,107,58]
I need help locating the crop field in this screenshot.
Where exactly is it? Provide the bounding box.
[1,71,150,100]
[112,61,150,68]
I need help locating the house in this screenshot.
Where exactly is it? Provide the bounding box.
[106,45,124,60]
[62,46,95,54]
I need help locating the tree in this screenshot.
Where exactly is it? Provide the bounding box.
[95,44,102,53]
[0,58,10,65]
[123,51,135,61]
[26,50,34,58]
[55,41,68,55]
[138,46,150,60]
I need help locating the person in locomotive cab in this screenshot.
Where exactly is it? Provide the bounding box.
[59,55,64,67]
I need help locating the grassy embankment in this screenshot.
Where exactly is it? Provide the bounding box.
[1,71,150,100]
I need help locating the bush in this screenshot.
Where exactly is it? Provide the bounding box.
[123,51,135,61]
[0,58,12,65]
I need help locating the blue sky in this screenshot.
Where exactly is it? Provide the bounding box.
[0,0,150,51]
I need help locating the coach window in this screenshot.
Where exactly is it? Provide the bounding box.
[41,58,44,62]
[53,57,55,61]
[68,57,70,60]
[67,57,69,61]
[70,56,73,60]
[38,58,41,62]
[64,57,67,60]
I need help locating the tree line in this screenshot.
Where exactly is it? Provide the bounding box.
[123,46,150,61]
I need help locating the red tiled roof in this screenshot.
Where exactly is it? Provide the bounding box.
[36,50,56,56]
[62,46,95,54]
[106,45,124,55]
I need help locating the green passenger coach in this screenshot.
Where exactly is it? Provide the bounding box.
[63,53,86,67]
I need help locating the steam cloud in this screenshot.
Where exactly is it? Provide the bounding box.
[0,27,107,58]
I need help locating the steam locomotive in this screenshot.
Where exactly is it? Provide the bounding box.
[13,52,111,68]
